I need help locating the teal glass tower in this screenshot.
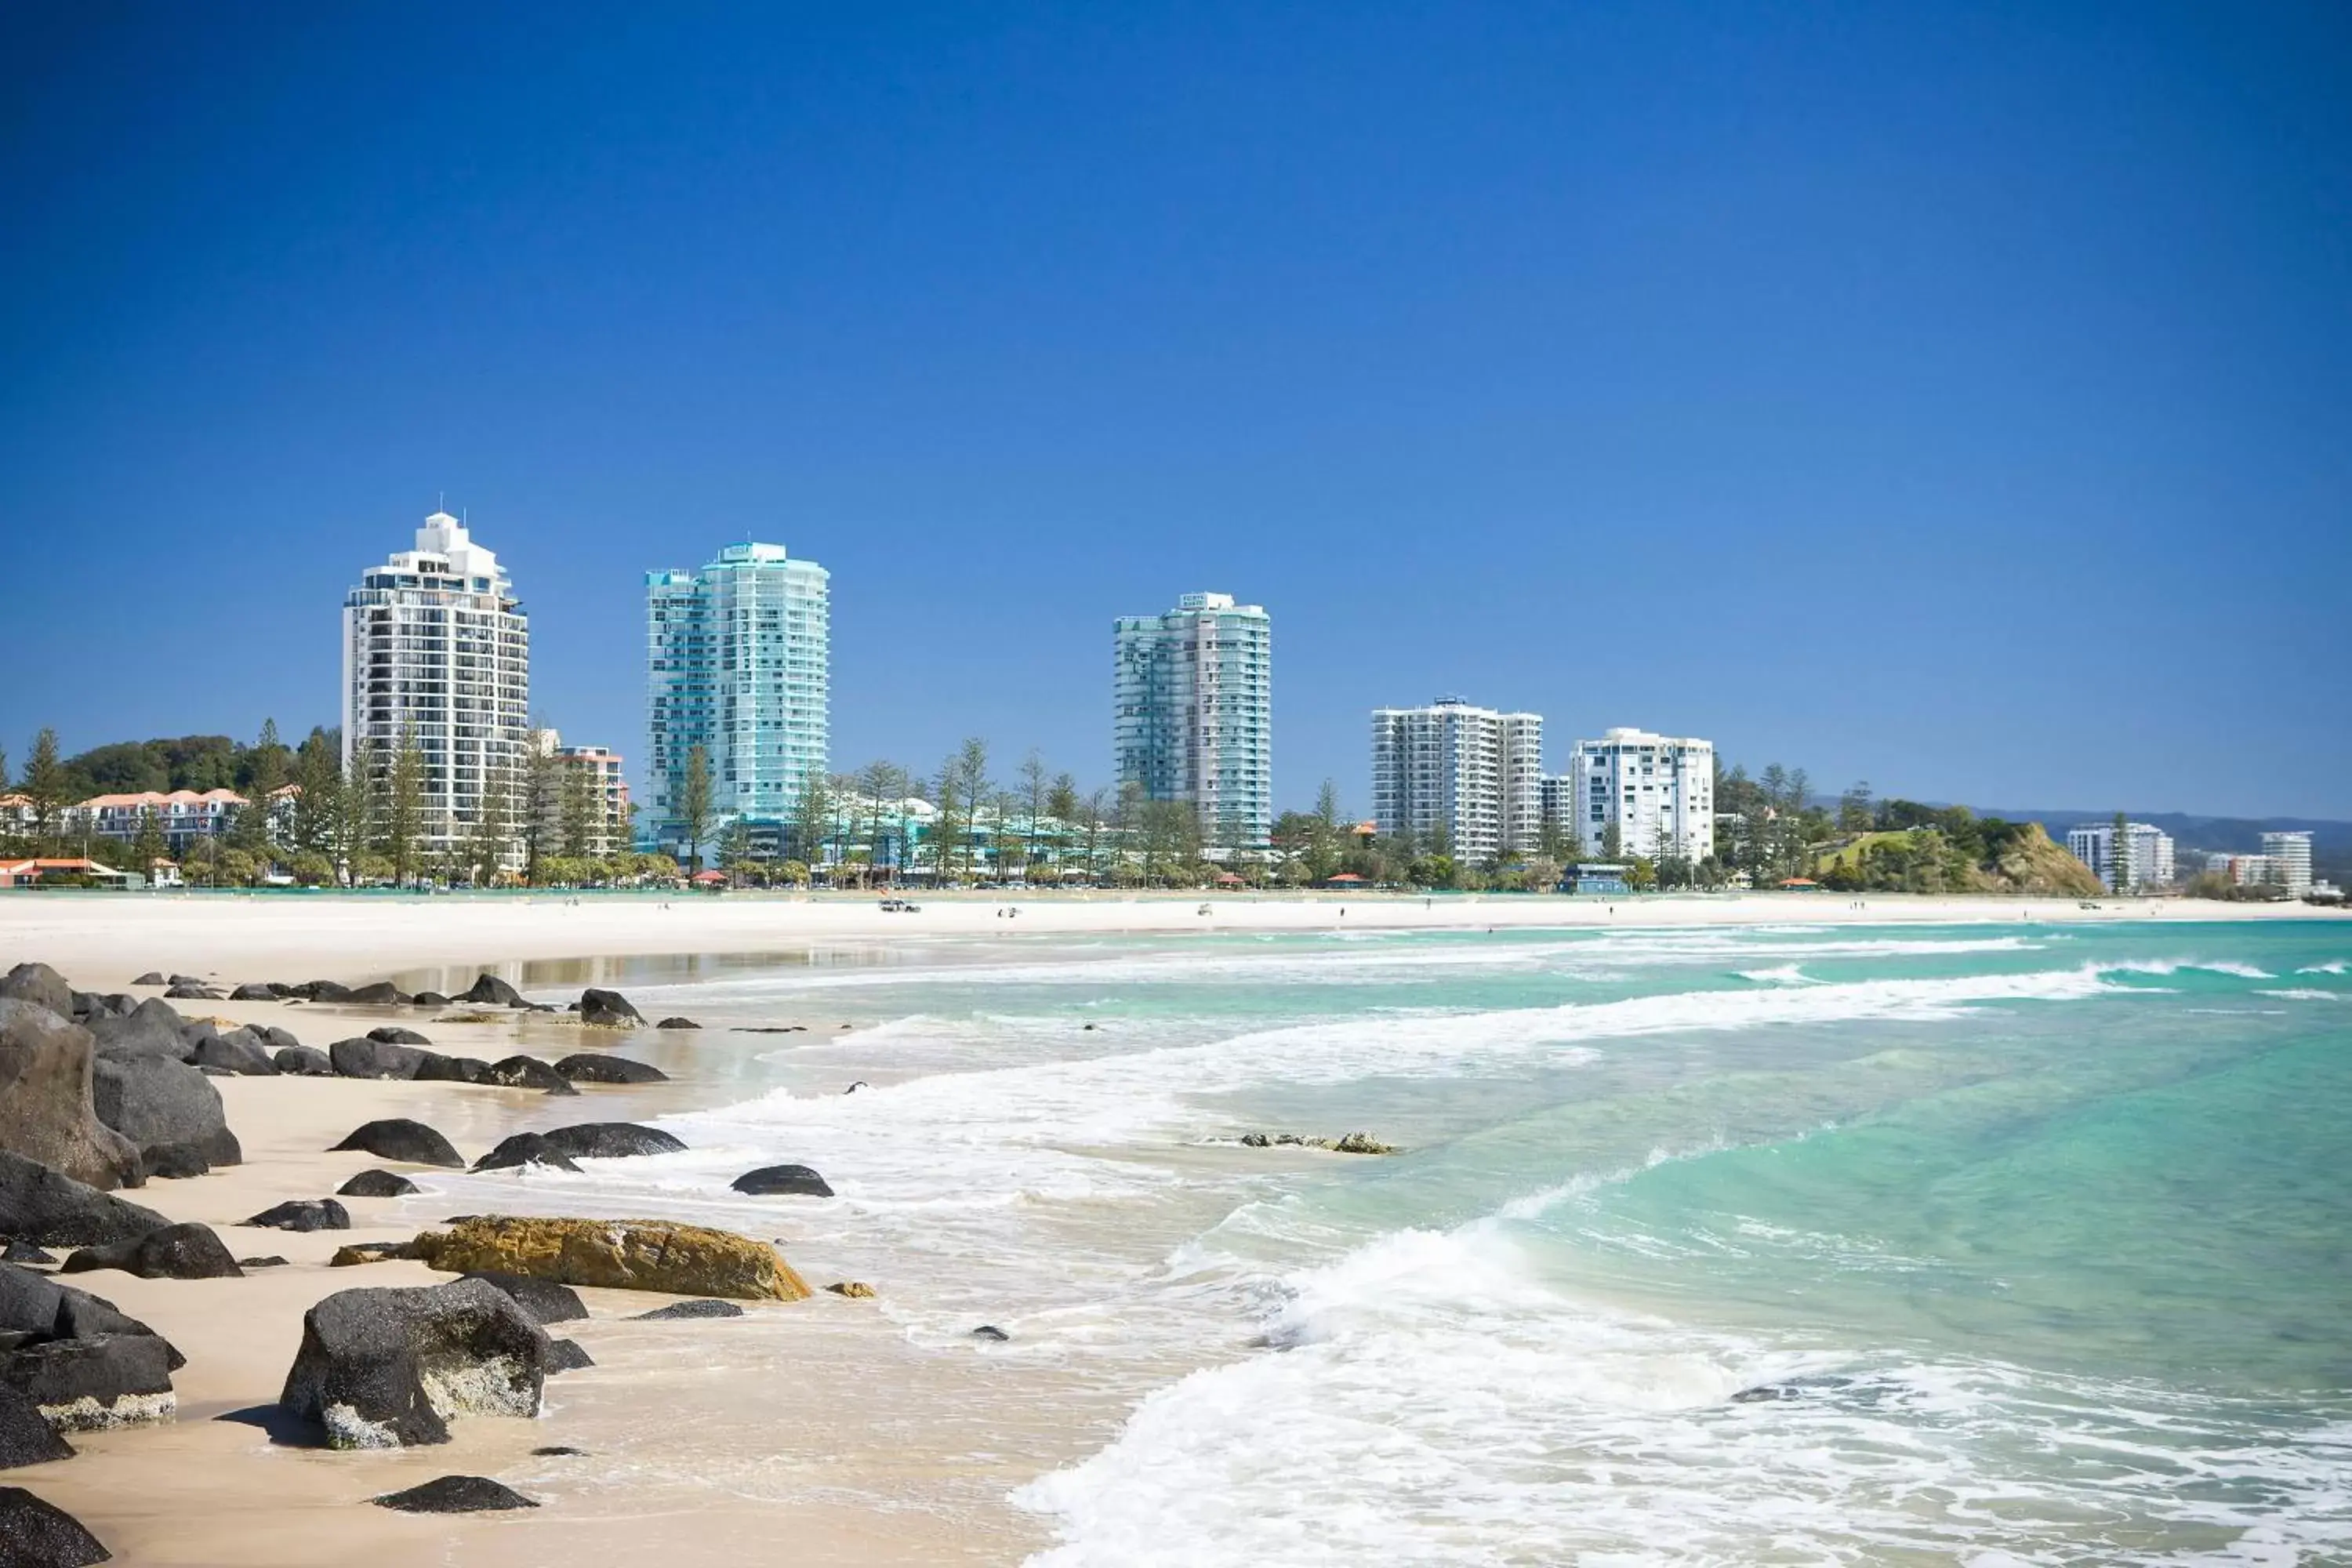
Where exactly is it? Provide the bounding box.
[644,542,829,845]
[1113,591,1272,849]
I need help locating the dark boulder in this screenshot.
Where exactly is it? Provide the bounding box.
[532,1445,585,1456]
[140,1145,209,1179]
[0,1243,51,1266]
[552,1054,668,1085]
[0,1333,176,1429]
[129,973,165,988]
[256,1025,302,1052]
[539,1123,684,1160]
[970,1325,1010,1341]
[412,1054,491,1084]
[470,1134,581,1174]
[336,1169,419,1199]
[457,1272,586,1325]
[730,1164,833,1198]
[655,1018,700,1030]
[0,1485,111,1564]
[328,1036,428,1080]
[189,1027,277,1076]
[92,1052,241,1171]
[577,989,644,1029]
[62,1222,242,1280]
[485,1057,576,1096]
[372,1475,539,1513]
[163,984,222,1001]
[0,967,72,1018]
[296,980,353,1003]
[243,1200,351,1233]
[0,1155,168,1247]
[343,982,407,1006]
[238,1256,289,1269]
[410,991,449,1009]
[0,1384,73,1468]
[458,975,524,1008]
[228,983,279,1002]
[328,1120,463,1169]
[165,977,202,990]
[0,1265,180,1374]
[630,1299,741,1321]
[0,1003,145,1191]
[85,1000,189,1062]
[272,1045,333,1076]
[279,1278,550,1449]
[365,1026,432,1047]
[545,1338,593,1373]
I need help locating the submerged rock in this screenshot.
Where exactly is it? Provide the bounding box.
[484,1057,577,1096]
[280,1279,550,1449]
[545,1338,593,1372]
[728,1164,833,1198]
[654,1018,700,1030]
[336,1169,420,1199]
[969,1325,1009,1342]
[373,1475,539,1513]
[577,989,644,1029]
[826,1281,877,1299]
[551,1054,668,1085]
[405,1214,811,1301]
[537,1123,685,1160]
[630,1299,741,1321]
[470,1134,582,1174]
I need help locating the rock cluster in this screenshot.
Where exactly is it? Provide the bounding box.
[1236,1131,1399,1154]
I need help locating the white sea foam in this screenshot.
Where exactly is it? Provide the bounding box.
[2100,958,2278,979]
[2296,959,2350,975]
[1019,1184,2352,1566]
[1733,963,1817,985]
[2255,989,2345,1003]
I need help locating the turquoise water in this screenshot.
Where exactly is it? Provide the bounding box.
[471,920,2352,1563]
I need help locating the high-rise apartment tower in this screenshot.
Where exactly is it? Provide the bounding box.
[1559,728,1716,864]
[645,543,829,844]
[1369,699,1544,863]
[340,511,531,858]
[1114,592,1272,848]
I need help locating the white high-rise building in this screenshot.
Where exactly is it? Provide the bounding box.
[341,511,530,858]
[1369,699,1543,863]
[645,543,830,844]
[2066,822,2176,892]
[2260,830,2314,896]
[1114,592,1272,848]
[1563,728,1715,865]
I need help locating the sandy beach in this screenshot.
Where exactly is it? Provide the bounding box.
[0,891,2341,1566]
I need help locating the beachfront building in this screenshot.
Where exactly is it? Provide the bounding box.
[644,543,830,848]
[2066,822,2177,894]
[1368,699,1544,863]
[71,789,249,855]
[1563,728,1716,865]
[2260,830,2314,896]
[341,511,532,859]
[1114,592,1272,850]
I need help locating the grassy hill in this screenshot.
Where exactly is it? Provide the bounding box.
[1815,819,2103,897]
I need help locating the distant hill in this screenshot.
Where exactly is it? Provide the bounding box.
[1973,807,2352,884]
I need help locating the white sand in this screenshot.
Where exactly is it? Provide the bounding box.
[1,887,2331,993]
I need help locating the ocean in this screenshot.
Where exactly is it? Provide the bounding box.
[423,919,2352,1565]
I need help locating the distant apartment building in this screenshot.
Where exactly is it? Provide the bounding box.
[1114,592,1272,849]
[74,789,249,853]
[645,543,830,844]
[1369,699,1543,863]
[341,511,532,858]
[2260,830,2314,896]
[550,739,631,857]
[2067,822,2176,893]
[1559,728,1716,865]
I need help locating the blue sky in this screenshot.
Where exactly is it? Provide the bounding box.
[4,2,2348,817]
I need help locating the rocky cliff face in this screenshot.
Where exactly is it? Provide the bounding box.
[1987,823,2107,897]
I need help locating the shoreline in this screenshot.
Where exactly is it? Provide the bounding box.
[1,888,2334,993]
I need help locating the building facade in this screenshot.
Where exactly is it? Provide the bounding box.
[1114,592,1272,849]
[2066,822,2177,892]
[1560,728,1715,865]
[645,543,830,845]
[2259,830,2314,896]
[1368,699,1543,863]
[341,512,531,859]
[554,743,631,857]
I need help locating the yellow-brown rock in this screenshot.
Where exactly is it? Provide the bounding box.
[405,1214,811,1301]
[826,1280,877,1298]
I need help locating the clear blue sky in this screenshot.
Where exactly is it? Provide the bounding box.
[4,2,2347,818]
